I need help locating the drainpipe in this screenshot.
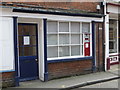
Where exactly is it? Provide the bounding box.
[43,18,48,81]
[13,17,19,86]
[92,21,96,72]
[102,1,106,71]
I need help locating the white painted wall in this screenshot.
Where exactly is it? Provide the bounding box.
[0,17,14,72]
[107,5,120,14]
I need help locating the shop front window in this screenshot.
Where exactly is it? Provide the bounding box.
[47,21,91,59]
[109,19,118,53]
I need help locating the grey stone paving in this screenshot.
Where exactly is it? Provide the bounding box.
[82,79,119,88]
[11,64,120,88]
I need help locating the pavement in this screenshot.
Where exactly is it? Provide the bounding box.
[82,79,119,88]
[12,64,120,89]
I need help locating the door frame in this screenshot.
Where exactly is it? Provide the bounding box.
[18,23,39,81]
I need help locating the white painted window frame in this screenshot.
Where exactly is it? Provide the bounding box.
[109,19,119,56]
[47,20,92,60]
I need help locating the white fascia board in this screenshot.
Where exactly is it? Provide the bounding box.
[2,8,103,22]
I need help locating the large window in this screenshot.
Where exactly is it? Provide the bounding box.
[47,21,91,59]
[109,19,118,53]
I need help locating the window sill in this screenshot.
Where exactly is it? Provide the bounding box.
[47,56,93,63]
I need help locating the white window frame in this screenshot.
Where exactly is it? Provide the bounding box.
[109,19,119,55]
[47,20,92,60]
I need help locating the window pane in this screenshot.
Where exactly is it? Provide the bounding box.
[109,29,114,40]
[47,35,58,45]
[82,23,90,33]
[31,36,36,45]
[59,34,69,45]
[29,25,36,35]
[71,22,80,32]
[47,47,58,58]
[109,41,114,49]
[71,35,80,44]
[109,20,117,53]
[23,25,29,35]
[18,36,23,46]
[71,46,80,56]
[18,25,23,35]
[59,46,69,57]
[24,46,30,56]
[59,22,69,32]
[47,21,57,32]
[24,46,36,56]
[29,47,36,56]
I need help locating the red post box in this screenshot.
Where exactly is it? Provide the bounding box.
[84,34,90,56]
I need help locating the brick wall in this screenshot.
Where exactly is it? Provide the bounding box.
[28,2,99,12]
[0,72,15,88]
[48,60,92,80]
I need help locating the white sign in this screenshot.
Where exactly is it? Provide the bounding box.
[86,43,89,48]
[24,36,30,45]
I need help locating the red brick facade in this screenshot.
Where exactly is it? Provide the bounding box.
[21,2,99,12]
[48,60,92,80]
[2,2,100,12]
[0,72,15,88]
[1,2,104,88]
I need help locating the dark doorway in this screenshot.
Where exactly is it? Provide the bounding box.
[18,23,39,81]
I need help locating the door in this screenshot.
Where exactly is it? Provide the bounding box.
[95,22,104,71]
[18,23,38,81]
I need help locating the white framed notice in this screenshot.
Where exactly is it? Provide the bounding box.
[24,36,30,45]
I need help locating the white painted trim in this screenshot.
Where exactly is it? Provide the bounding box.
[90,22,92,56]
[109,53,119,56]
[47,55,87,61]
[104,14,109,71]
[108,20,119,57]
[117,20,119,55]
[47,21,92,60]
[38,19,45,81]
